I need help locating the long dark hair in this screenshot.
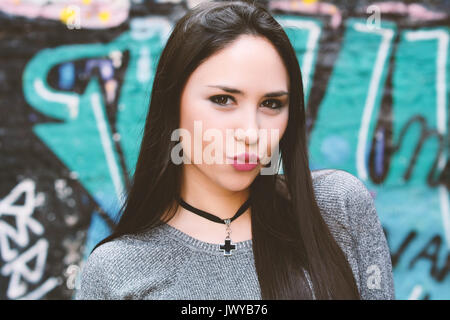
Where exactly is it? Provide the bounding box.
[91,0,360,299]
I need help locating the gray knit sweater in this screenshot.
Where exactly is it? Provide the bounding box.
[75,169,395,300]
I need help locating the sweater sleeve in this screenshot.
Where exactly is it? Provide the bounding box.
[342,171,396,300]
[75,244,115,300]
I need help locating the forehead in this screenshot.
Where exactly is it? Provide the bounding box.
[186,35,289,92]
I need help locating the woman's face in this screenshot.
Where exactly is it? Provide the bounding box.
[178,34,290,192]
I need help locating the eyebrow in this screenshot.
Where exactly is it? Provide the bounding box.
[206,85,289,98]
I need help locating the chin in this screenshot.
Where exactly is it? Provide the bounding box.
[216,171,258,192]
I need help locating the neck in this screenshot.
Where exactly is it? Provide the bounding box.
[178,165,250,221]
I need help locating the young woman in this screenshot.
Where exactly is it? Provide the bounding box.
[76,0,395,300]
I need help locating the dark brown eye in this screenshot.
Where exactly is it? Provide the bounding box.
[210,95,234,106]
[262,99,283,109]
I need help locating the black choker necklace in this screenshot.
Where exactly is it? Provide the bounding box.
[177,197,251,256]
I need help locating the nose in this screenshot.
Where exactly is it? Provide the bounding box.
[234,108,259,146]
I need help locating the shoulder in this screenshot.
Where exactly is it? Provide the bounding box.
[310,169,384,246]
[84,232,149,269]
[311,168,376,219]
[311,168,372,199]
[75,234,134,299]
[85,225,177,267]
[76,226,174,299]
[309,169,378,256]
[276,169,376,243]
[276,169,374,217]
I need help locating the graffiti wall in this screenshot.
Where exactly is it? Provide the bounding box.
[0,0,448,300]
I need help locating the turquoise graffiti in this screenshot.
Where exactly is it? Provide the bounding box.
[22,14,449,299]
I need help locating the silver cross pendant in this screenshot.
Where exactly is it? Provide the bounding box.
[219,218,236,256]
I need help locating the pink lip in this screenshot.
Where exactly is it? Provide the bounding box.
[230,153,259,171]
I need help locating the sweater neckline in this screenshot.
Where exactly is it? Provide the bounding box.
[158,222,253,254]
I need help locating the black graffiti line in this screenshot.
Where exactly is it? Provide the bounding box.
[392,114,446,187]
[409,234,450,283]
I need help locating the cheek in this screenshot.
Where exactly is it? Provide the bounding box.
[179,97,231,164]
[262,111,289,158]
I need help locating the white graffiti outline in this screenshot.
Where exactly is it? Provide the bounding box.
[0,179,59,299]
[353,22,394,182]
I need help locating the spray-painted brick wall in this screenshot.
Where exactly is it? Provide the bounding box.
[0,0,448,300]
